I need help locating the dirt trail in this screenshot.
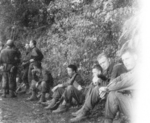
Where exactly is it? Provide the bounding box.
[0,93,103,123]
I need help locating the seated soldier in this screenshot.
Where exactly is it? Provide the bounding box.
[26,62,53,103]
[44,64,85,113]
[99,47,137,123]
[70,64,105,118]
[70,52,127,122]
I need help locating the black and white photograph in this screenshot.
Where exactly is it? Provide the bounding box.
[0,0,149,123]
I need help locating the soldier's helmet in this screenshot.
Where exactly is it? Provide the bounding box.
[6,39,14,47]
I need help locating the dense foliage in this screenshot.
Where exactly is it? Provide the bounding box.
[0,0,138,83]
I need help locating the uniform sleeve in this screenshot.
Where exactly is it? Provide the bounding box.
[110,63,126,81]
[31,48,43,61]
[62,74,77,87]
[62,74,84,88]
[108,74,135,91]
[31,48,38,60]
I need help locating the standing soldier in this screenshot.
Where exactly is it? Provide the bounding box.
[20,43,31,93]
[0,39,21,98]
[28,40,43,89]
[0,42,4,92]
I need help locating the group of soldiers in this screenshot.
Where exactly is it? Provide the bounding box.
[0,39,136,123]
[0,39,53,102]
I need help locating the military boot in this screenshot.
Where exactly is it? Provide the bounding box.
[70,110,88,122]
[26,90,37,101]
[52,103,70,113]
[72,106,84,117]
[45,98,60,110]
[41,100,51,106]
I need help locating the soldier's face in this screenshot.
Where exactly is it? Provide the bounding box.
[29,41,34,48]
[92,68,101,78]
[67,67,75,77]
[25,44,29,49]
[98,56,109,71]
[121,52,136,71]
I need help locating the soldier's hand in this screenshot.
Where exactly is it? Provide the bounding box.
[99,87,108,99]
[100,92,106,99]
[36,83,39,88]
[30,59,34,62]
[77,85,82,91]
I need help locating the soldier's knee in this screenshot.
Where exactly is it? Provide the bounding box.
[41,81,48,92]
[66,85,74,91]
[41,81,46,87]
[30,80,37,90]
[107,91,118,104]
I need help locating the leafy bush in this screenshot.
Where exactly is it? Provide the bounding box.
[0,0,138,84]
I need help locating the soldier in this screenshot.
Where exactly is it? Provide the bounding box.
[20,43,31,93]
[44,64,85,113]
[0,43,4,92]
[100,47,137,123]
[70,52,127,122]
[28,40,43,90]
[0,39,21,98]
[26,61,53,103]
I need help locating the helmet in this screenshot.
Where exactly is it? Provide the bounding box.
[6,39,14,47]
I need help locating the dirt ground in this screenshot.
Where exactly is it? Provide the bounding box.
[0,91,106,123]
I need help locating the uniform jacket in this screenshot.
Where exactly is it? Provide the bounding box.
[62,73,85,89]
[108,71,135,92]
[0,46,20,64]
[101,62,127,86]
[30,47,43,62]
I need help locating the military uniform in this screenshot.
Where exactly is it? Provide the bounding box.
[28,67,53,102]
[21,49,31,90]
[45,73,85,112]
[70,63,127,122]
[104,71,135,123]
[0,46,21,97]
[28,47,43,85]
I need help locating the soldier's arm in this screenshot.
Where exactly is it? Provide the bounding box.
[31,48,42,61]
[62,74,77,87]
[108,74,134,91]
[110,63,126,81]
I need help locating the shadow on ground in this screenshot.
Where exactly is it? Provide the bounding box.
[0,92,106,123]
